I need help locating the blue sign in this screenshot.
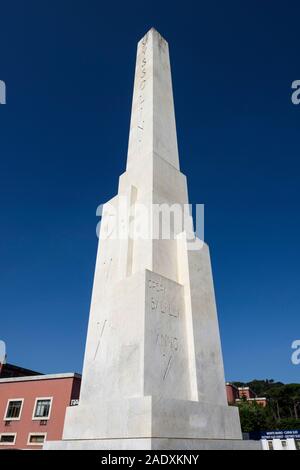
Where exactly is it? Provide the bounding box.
[260,430,300,440]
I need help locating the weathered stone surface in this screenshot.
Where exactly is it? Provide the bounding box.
[44,438,261,451]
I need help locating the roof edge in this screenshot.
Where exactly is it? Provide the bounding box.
[0,372,82,383]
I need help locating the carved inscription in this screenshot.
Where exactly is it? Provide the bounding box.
[156,333,178,352]
[137,35,148,143]
[93,319,107,360]
[151,297,179,319]
[148,278,166,294]
[148,276,182,383]
[163,355,172,381]
[149,278,179,319]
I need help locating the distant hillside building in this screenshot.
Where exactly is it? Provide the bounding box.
[226,383,267,407]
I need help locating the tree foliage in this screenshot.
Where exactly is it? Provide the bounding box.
[232,379,300,433]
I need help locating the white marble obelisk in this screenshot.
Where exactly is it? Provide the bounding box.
[45,28,259,450]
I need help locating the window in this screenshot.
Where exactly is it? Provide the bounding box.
[4,399,24,420]
[281,440,288,450]
[268,440,274,450]
[32,398,52,420]
[28,433,46,445]
[0,433,16,445]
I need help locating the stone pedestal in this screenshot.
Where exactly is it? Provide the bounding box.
[45,438,261,451]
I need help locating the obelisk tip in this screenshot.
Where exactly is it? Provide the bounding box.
[143,27,168,43]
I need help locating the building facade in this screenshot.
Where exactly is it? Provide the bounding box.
[226,383,267,407]
[259,430,300,450]
[0,373,81,449]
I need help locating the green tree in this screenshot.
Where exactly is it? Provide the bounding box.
[231,379,300,431]
[238,401,276,433]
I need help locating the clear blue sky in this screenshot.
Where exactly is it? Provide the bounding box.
[0,1,299,383]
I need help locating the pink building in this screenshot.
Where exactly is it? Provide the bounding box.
[0,373,81,449]
[226,382,240,405]
[226,383,267,407]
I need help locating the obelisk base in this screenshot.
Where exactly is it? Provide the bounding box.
[44,397,260,450]
[44,438,261,450]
